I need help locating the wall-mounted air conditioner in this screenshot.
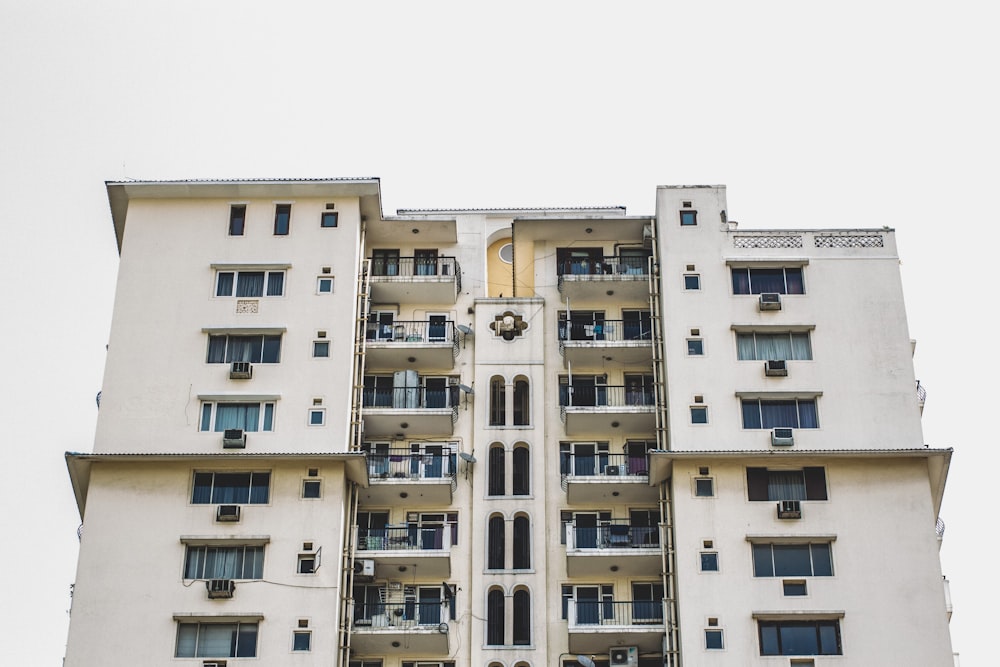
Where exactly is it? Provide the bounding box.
[765,359,788,377]
[216,504,241,522]
[206,578,235,599]
[223,429,246,448]
[229,361,253,379]
[610,645,639,666]
[604,465,623,476]
[354,558,375,579]
[758,293,782,311]
[777,500,802,519]
[202,661,227,667]
[771,427,794,446]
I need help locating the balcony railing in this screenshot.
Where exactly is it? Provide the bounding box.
[353,601,447,628]
[559,385,655,407]
[366,320,457,345]
[560,453,650,478]
[362,387,460,410]
[567,600,664,628]
[567,520,660,549]
[370,256,460,283]
[557,256,650,276]
[558,319,653,342]
[357,526,452,551]
[366,449,457,482]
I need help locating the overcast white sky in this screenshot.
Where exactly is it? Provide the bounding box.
[2,1,996,663]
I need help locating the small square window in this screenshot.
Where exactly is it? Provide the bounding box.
[274,203,291,235]
[293,631,311,651]
[680,210,698,226]
[298,555,316,574]
[700,552,719,571]
[313,341,330,358]
[691,406,708,424]
[317,277,334,294]
[229,205,246,236]
[309,409,326,426]
[320,211,339,228]
[687,339,704,355]
[684,274,701,290]
[783,580,808,596]
[705,628,724,649]
[303,480,321,499]
[695,477,714,497]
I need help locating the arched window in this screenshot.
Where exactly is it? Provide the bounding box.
[488,515,505,570]
[512,445,529,496]
[487,588,505,645]
[489,376,505,425]
[513,514,531,570]
[513,377,529,425]
[512,588,531,645]
[488,444,505,496]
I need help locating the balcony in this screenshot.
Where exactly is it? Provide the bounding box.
[359,448,457,506]
[362,385,459,437]
[565,521,661,577]
[355,526,452,578]
[351,601,450,654]
[566,600,665,654]
[557,255,651,303]
[368,256,461,305]
[365,320,459,370]
[558,319,654,367]
[559,385,656,436]
[561,453,656,503]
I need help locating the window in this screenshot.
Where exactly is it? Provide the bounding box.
[687,338,704,355]
[695,477,714,497]
[192,472,270,504]
[207,334,281,363]
[741,398,818,429]
[293,630,311,651]
[489,376,505,426]
[684,274,701,289]
[320,211,339,228]
[758,619,842,656]
[298,553,317,574]
[746,467,828,502]
[784,580,808,596]
[680,210,698,226]
[513,378,530,425]
[302,479,321,498]
[486,588,504,645]
[706,628,724,649]
[200,401,275,432]
[317,276,334,293]
[732,266,804,295]
[512,515,531,570]
[737,332,812,360]
[691,406,708,424]
[313,341,330,357]
[370,249,400,276]
[216,269,285,297]
[487,516,505,569]
[309,408,326,426]
[753,543,833,577]
[175,621,258,657]
[229,205,247,236]
[488,445,505,496]
[512,446,530,495]
[184,545,264,579]
[512,588,531,644]
[700,551,719,572]
[274,203,291,235]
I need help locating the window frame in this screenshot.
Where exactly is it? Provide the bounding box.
[292,630,312,651]
[320,211,339,228]
[308,408,326,426]
[687,338,704,355]
[680,210,698,226]
[215,269,286,298]
[700,551,719,572]
[746,467,828,502]
[207,333,282,364]
[274,203,292,235]
[736,330,813,361]
[183,544,265,580]
[302,479,322,499]
[684,273,701,289]
[757,618,843,656]
[741,398,818,429]
[200,401,276,432]
[731,266,805,295]
[752,542,834,577]
[313,340,330,358]
[228,204,247,236]
[690,405,708,424]
[175,620,258,658]
[191,471,271,505]
[317,276,334,294]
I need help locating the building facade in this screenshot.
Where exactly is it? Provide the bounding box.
[65,179,954,666]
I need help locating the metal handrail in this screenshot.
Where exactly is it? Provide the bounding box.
[559,385,656,407]
[567,599,665,627]
[557,255,651,276]
[368,256,460,278]
[365,449,457,481]
[362,386,461,409]
[560,452,650,477]
[558,319,653,343]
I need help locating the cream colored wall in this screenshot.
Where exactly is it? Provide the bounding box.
[65,459,350,666]
[486,237,513,298]
[95,196,362,454]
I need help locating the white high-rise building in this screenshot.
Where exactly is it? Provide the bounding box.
[65,179,955,666]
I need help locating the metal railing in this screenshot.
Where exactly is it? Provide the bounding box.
[559,385,656,407]
[557,255,651,277]
[558,319,653,342]
[353,601,447,628]
[560,452,650,478]
[356,526,452,551]
[366,320,457,345]
[362,386,460,410]
[365,449,457,482]
[567,600,665,627]
[567,521,660,549]
[369,256,460,280]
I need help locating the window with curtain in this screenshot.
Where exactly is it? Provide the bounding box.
[200,401,275,432]
[192,471,271,504]
[753,543,833,577]
[184,545,264,579]
[486,589,505,645]
[737,332,812,361]
[489,376,505,425]
[758,619,842,656]
[228,205,246,236]
[488,446,505,496]
[216,269,285,297]
[746,467,828,502]
[512,515,531,570]
[732,266,805,295]
[487,516,505,570]
[207,334,282,363]
[512,589,531,644]
[175,621,258,657]
[741,398,818,429]
[512,446,529,495]
[513,378,529,425]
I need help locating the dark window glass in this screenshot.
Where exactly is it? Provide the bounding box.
[684,274,700,289]
[266,271,284,296]
[303,480,321,498]
[486,589,504,645]
[691,407,708,424]
[747,467,827,502]
[488,446,505,496]
[680,210,698,226]
[512,447,529,495]
[753,543,834,576]
[192,471,270,504]
[695,478,714,497]
[274,204,291,235]
[688,339,704,355]
[732,267,805,295]
[321,211,339,228]
[783,581,808,596]
[513,380,529,425]
[700,552,719,571]
[512,590,531,644]
[742,399,818,429]
[293,632,311,651]
[488,516,505,569]
[706,628,724,649]
[758,620,842,655]
[229,205,246,236]
[512,516,530,569]
[216,272,234,296]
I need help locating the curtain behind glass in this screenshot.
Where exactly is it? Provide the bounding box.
[215,404,259,431]
[197,623,237,657]
[768,471,806,500]
[736,333,756,360]
[750,268,786,294]
[791,333,812,359]
[216,272,234,297]
[175,624,198,657]
[266,272,284,296]
[236,272,265,297]
[760,401,799,428]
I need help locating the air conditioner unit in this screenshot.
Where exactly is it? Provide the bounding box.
[604,465,623,476]
[206,578,235,599]
[229,361,253,379]
[777,500,802,519]
[354,558,375,579]
[610,645,639,666]
[758,292,782,310]
[771,427,794,446]
[765,359,788,377]
[216,504,241,522]
[223,429,247,448]
[203,662,227,667]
